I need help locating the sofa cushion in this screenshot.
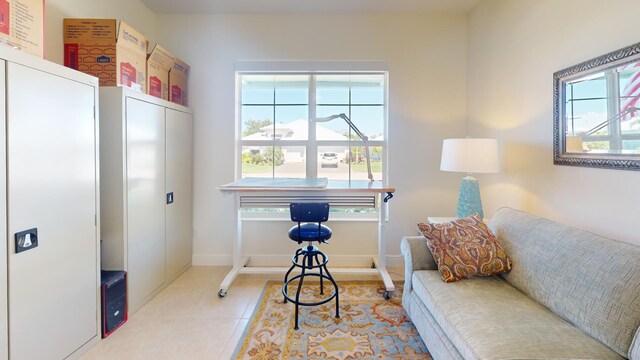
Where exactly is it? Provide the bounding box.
[490,208,640,357]
[406,291,464,360]
[417,214,511,282]
[412,270,624,360]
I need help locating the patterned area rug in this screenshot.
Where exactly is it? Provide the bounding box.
[233,281,431,359]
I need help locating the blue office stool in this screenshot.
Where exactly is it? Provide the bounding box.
[283,203,339,330]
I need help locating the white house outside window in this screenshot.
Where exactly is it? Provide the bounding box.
[238,73,387,182]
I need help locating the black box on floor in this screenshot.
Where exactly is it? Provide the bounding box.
[101,270,127,338]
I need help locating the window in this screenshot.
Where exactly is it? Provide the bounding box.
[238,73,387,181]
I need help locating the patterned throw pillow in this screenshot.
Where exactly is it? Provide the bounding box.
[417,214,512,283]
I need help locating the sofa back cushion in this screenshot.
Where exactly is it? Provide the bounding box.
[489,208,640,358]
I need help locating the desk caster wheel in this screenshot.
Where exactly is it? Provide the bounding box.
[218,289,227,298]
[383,291,392,300]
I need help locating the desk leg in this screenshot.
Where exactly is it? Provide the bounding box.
[219,257,249,297]
[377,194,395,299]
[219,194,248,297]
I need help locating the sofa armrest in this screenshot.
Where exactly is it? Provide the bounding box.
[400,236,437,293]
[630,326,640,359]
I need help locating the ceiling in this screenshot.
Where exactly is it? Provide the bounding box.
[141,0,481,14]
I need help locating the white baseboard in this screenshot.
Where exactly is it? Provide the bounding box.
[192,254,232,266]
[192,254,404,275]
[386,255,403,274]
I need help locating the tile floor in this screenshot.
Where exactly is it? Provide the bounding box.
[80,266,403,360]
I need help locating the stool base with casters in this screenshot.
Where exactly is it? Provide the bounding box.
[283,244,339,330]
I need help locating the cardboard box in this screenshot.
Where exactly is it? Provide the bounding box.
[64,19,148,91]
[169,57,189,106]
[0,0,45,57]
[63,19,115,85]
[116,22,148,91]
[146,44,174,100]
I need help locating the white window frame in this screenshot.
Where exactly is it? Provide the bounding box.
[234,61,389,183]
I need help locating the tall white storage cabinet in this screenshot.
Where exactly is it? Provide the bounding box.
[100,87,193,314]
[0,49,100,360]
[165,109,193,280]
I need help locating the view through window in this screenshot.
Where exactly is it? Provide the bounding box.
[239,73,386,181]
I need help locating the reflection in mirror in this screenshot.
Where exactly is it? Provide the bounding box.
[564,62,640,154]
[554,42,640,170]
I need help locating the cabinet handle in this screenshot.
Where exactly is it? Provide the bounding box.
[15,228,38,253]
[167,192,174,204]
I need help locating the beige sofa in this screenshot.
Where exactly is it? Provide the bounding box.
[401,207,640,359]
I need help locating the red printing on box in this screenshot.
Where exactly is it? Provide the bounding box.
[171,85,182,104]
[0,0,9,36]
[64,44,78,69]
[149,76,162,98]
[120,62,136,87]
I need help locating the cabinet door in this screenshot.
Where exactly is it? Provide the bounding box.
[7,63,97,360]
[0,61,6,360]
[165,109,193,280]
[126,98,166,313]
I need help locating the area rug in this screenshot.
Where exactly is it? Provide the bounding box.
[233,281,431,359]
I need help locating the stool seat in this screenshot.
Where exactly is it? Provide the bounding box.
[288,223,332,243]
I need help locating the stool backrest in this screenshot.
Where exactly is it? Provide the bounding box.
[290,203,330,223]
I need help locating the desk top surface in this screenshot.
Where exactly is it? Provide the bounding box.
[219,177,395,193]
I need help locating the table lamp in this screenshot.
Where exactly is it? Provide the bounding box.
[440,138,499,219]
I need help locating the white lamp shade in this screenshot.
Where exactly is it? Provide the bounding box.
[440,138,500,173]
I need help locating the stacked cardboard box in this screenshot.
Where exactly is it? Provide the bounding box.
[63,18,189,106]
[146,44,175,100]
[63,19,148,92]
[169,58,189,106]
[0,0,45,57]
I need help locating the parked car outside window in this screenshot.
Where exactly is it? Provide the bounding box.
[320,152,339,168]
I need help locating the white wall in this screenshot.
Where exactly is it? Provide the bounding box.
[44,0,157,65]
[155,13,468,265]
[467,0,640,245]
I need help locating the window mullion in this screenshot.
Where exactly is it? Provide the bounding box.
[348,78,353,181]
[607,70,622,150]
[272,86,276,178]
[307,75,318,178]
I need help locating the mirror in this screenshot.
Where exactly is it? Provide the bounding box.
[554,42,640,170]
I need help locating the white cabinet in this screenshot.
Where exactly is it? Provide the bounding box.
[0,48,100,360]
[126,97,167,309]
[100,87,193,314]
[165,109,193,279]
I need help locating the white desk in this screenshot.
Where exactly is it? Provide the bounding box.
[218,178,396,299]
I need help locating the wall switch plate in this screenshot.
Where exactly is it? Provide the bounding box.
[15,228,38,253]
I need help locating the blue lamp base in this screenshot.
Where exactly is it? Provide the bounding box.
[457,175,484,219]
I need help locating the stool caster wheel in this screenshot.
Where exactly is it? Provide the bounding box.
[371,262,376,269]
[383,291,392,300]
[218,289,227,297]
